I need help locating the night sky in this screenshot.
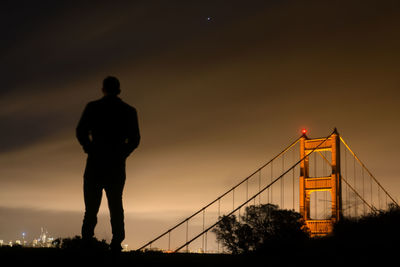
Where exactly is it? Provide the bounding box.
[1,0,400,248]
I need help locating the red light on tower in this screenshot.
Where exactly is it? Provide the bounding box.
[301,129,307,135]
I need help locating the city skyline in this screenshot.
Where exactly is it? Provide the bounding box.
[0,227,54,247]
[1,1,400,249]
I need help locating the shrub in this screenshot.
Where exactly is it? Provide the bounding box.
[212,204,309,254]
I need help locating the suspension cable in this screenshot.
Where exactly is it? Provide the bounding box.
[315,146,378,213]
[340,136,398,207]
[137,135,301,251]
[341,175,377,213]
[173,131,335,252]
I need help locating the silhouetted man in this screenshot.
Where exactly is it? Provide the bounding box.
[76,76,140,252]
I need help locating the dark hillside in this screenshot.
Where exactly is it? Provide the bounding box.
[1,205,399,266]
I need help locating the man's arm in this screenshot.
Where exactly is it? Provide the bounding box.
[76,103,93,154]
[125,108,141,157]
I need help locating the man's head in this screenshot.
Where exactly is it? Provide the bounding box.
[102,76,121,96]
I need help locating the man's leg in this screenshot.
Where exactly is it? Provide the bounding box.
[81,178,103,241]
[105,179,125,250]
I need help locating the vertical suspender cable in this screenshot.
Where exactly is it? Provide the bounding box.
[362,167,365,215]
[271,162,273,204]
[378,186,381,210]
[386,194,388,209]
[168,231,171,251]
[267,166,270,203]
[202,209,205,252]
[135,136,304,252]
[217,198,220,253]
[292,168,295,210]
[314,152,317,218]
[205,232,207,253]
[345,148,348,215]
[173,132,334,253]
[186,220,189,252]
[340,136,399,207]
[232,189,235,211]
[259,170,262,205]
[293,147,295,210]
[282,154,284,208]
[246,179,249,208]
[370,174,373,209]
[354,156,357,217]
[323,151,327,217]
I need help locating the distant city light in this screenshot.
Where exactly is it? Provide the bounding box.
[1,227,54,248]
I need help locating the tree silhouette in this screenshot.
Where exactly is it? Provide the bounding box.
[53,236,110,252]
[331,203,400,249]
[212,204,309,254]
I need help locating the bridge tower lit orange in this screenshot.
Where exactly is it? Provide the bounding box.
[299,128,342,236]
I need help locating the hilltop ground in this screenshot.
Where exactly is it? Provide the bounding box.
[0,239,396,267]
[2,206,399,266]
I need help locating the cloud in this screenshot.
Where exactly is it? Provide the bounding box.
[0,206,219,250]
[1,1,400,251]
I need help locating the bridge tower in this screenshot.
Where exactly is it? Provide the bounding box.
[299,128,342,236]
